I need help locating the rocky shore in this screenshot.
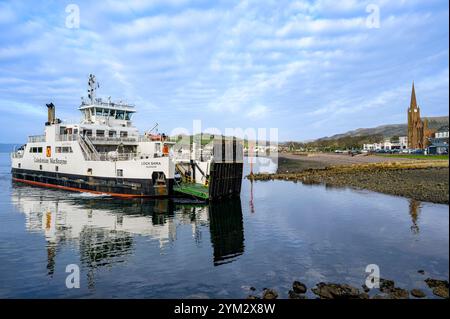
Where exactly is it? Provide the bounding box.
[246,275,449,299]
[248,160,449,204]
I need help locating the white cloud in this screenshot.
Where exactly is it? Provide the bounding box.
[112,9,221,39]
[0,99,45,116]
[276,17,366,37]
[246,104,269,119]
[100,0,191,13]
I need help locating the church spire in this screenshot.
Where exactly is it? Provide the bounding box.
[410,81,418,110]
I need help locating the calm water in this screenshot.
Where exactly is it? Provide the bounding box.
[0,153,448,298]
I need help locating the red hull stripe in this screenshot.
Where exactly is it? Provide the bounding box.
[12,177,150,198]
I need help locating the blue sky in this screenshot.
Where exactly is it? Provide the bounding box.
[0,0,448,143]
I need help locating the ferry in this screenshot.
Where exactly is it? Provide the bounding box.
[11,75,243,199]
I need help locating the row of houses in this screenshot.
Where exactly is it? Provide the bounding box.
[363,126,449,154]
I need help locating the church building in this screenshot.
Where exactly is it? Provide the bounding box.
[407,82,433,149]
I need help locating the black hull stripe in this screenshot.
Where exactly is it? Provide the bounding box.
[12,168,173,197]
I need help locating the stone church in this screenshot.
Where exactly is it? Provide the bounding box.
[407,82,434,149]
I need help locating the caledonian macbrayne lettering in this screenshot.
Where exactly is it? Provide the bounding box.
[34,158,68,165]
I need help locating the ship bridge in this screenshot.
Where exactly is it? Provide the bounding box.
[79,74,136,127]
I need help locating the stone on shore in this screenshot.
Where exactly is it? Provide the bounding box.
[288,290,306,299]
[379,278,395,293]
[311,283,367,299]
[388,287,409,299]
[411,289,426,298]
[432,286,449,299]
[262,288,278,300]
[292,281,307,294]
[424,278,449,289]
[424,278,449,299]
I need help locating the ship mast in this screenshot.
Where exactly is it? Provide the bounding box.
[87,74,99,104]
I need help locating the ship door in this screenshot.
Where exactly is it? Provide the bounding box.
[46,146,51,157]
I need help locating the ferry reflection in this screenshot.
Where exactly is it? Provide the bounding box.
[11,186,245,276]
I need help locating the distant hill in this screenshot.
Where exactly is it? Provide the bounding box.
[280,116,448,151]
[318,116,449,141]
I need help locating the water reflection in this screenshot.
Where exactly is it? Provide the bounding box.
[209,199,245,265]
[11,185,245,278]
[409,199,421,235]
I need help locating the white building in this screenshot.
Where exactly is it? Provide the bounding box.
[399,136,408,148]
[435,126,449,139]
[363,136,408,151]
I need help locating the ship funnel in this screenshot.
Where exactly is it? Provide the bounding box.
[46,103,56,125]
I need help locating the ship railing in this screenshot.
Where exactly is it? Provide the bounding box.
[83,135,101,159]
[138,135,170,142]
[172,150,213,161]
[11,151,24,159]
[89,136,138,143]
[56,134,78,141]
[28,135,46,143]
[77,135,100,161]
[96,152,138,161]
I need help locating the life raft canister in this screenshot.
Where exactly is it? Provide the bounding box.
[162,144,169,155]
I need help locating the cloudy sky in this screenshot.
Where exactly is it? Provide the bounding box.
[0,0,448,143]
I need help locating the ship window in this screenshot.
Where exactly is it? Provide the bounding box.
[62,147,72,153]
[37,147,43,153]
[55,166,59,172]
[60,127,66,135]
[109,130,116,137]
[18,163,21,168]
[109,109,115,117]
[120,131,128,138]
[56,147,62,153]
[125,112,131,120]
[96,130,105,137]
[87,168,92,175]
[74,129,78,134]
[95,108,103,116]
[39,165,42,170]
[84,129,92,137]
[116,110,125,120]
[116,169,123,177]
